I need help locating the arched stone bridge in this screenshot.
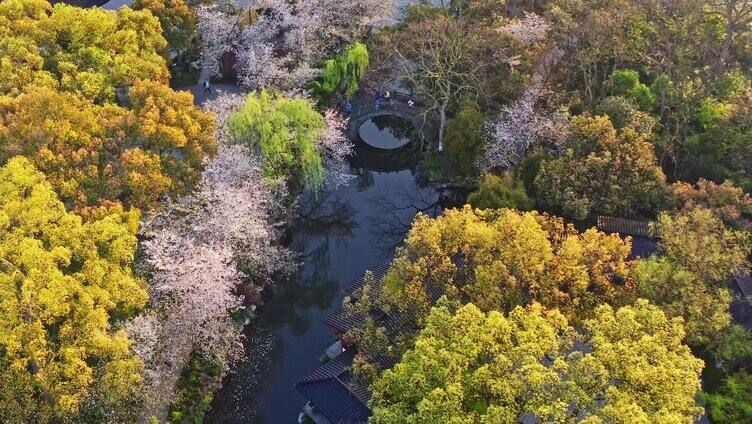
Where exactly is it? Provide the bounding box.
[345,92,433,141]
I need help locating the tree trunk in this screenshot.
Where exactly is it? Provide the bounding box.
[716,17,735,72]
[438,102,447,152]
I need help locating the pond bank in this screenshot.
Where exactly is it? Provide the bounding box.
[206,115,442,423]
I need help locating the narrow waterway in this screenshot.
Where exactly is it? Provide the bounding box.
[207,116,440,423]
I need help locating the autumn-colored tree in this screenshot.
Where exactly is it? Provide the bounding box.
[0,0,168,103]
[0,82,216,210]
[381,206,636,326]
[370,300,704,423]
[667,179,752,229]
[133,0,197,62]
[633,209,751,345]
[535,114,666,220]
[123,80,217,205]
[0,157,147,422]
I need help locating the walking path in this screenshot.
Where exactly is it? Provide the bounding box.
[184,68,246,106]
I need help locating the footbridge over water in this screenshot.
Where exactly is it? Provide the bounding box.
[345,92,435,142]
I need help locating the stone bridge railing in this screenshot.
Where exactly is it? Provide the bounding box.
[345,92,434,141]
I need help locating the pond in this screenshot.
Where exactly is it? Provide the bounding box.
[358,115,416,149]
[206,115,440,423]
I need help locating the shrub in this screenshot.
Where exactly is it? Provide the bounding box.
[467,172,533,211]
[445,104,485,176]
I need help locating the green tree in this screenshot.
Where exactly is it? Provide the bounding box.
[370,300,704,423]
[0,157,147,422]
[535,114,666,220]
[307,42,369,101]
[633,257,732,346]
[467,172,533,211]
[683,87,752,190]
[632,209,751,346]
[656,208,750,285]
[704,370,752,424]
[444,104,485,176]
[607,69,657,111]
[227,91,327,192]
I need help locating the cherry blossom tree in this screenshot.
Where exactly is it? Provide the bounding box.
[129,143,294,418]
[484,89,569,170]
[502,12,550,45]
[232,0,395,90]
[318,109,355,188]
[202,93,248,145]
[196,4,240,77]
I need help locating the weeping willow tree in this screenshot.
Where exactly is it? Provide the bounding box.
[227,91,325,192]
[308,42,370,102]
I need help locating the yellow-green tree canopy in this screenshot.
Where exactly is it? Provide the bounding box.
[633,208,751,345]
[133,0,196,57]
[381,206,636,325]
[370,300,704,424]
[227,91,326,192]
[0,157,147,422]
[0,0,168,103]
[0,81,216,210]
[535,114,666,220]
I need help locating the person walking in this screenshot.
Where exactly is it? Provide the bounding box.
[407,99,415,108]
[384,90,391,101]
[374,90,382,110]
[344,101,353,115]
[203,79,212,94]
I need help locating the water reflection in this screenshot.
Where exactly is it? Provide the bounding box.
[358,115,415,149]
[206,114,439,424]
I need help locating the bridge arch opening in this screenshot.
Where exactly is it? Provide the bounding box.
[357,114,415,150]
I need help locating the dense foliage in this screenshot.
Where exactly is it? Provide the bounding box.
[0,0,168,103]
[3,0,752,421]
[228,91,330,192]
[467,173,533,211]
[133,0,197,61]
[308,42,370,102]
[535,114,666,220]
[0,81,217,210]
[444,104,486,176]
[370,300,704,423]
[383,206,635,323]
[0,157,146,422]
[704,370,752,423]
[0,0,216,211]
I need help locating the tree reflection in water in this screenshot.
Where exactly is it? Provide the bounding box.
[368,181,441,252]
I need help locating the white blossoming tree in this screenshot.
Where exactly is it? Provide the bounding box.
[129,142,294,418]
[484,89,569,171]
[503,12,550,45]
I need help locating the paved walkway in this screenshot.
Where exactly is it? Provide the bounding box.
[183,68,246,107]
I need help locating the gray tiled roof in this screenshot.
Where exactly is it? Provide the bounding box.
[50,0,110,7]
[597,216,655,238]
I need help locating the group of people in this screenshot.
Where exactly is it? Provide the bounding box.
[342,90,415,115]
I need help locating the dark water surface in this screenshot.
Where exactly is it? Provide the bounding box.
[207,117,439,423]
